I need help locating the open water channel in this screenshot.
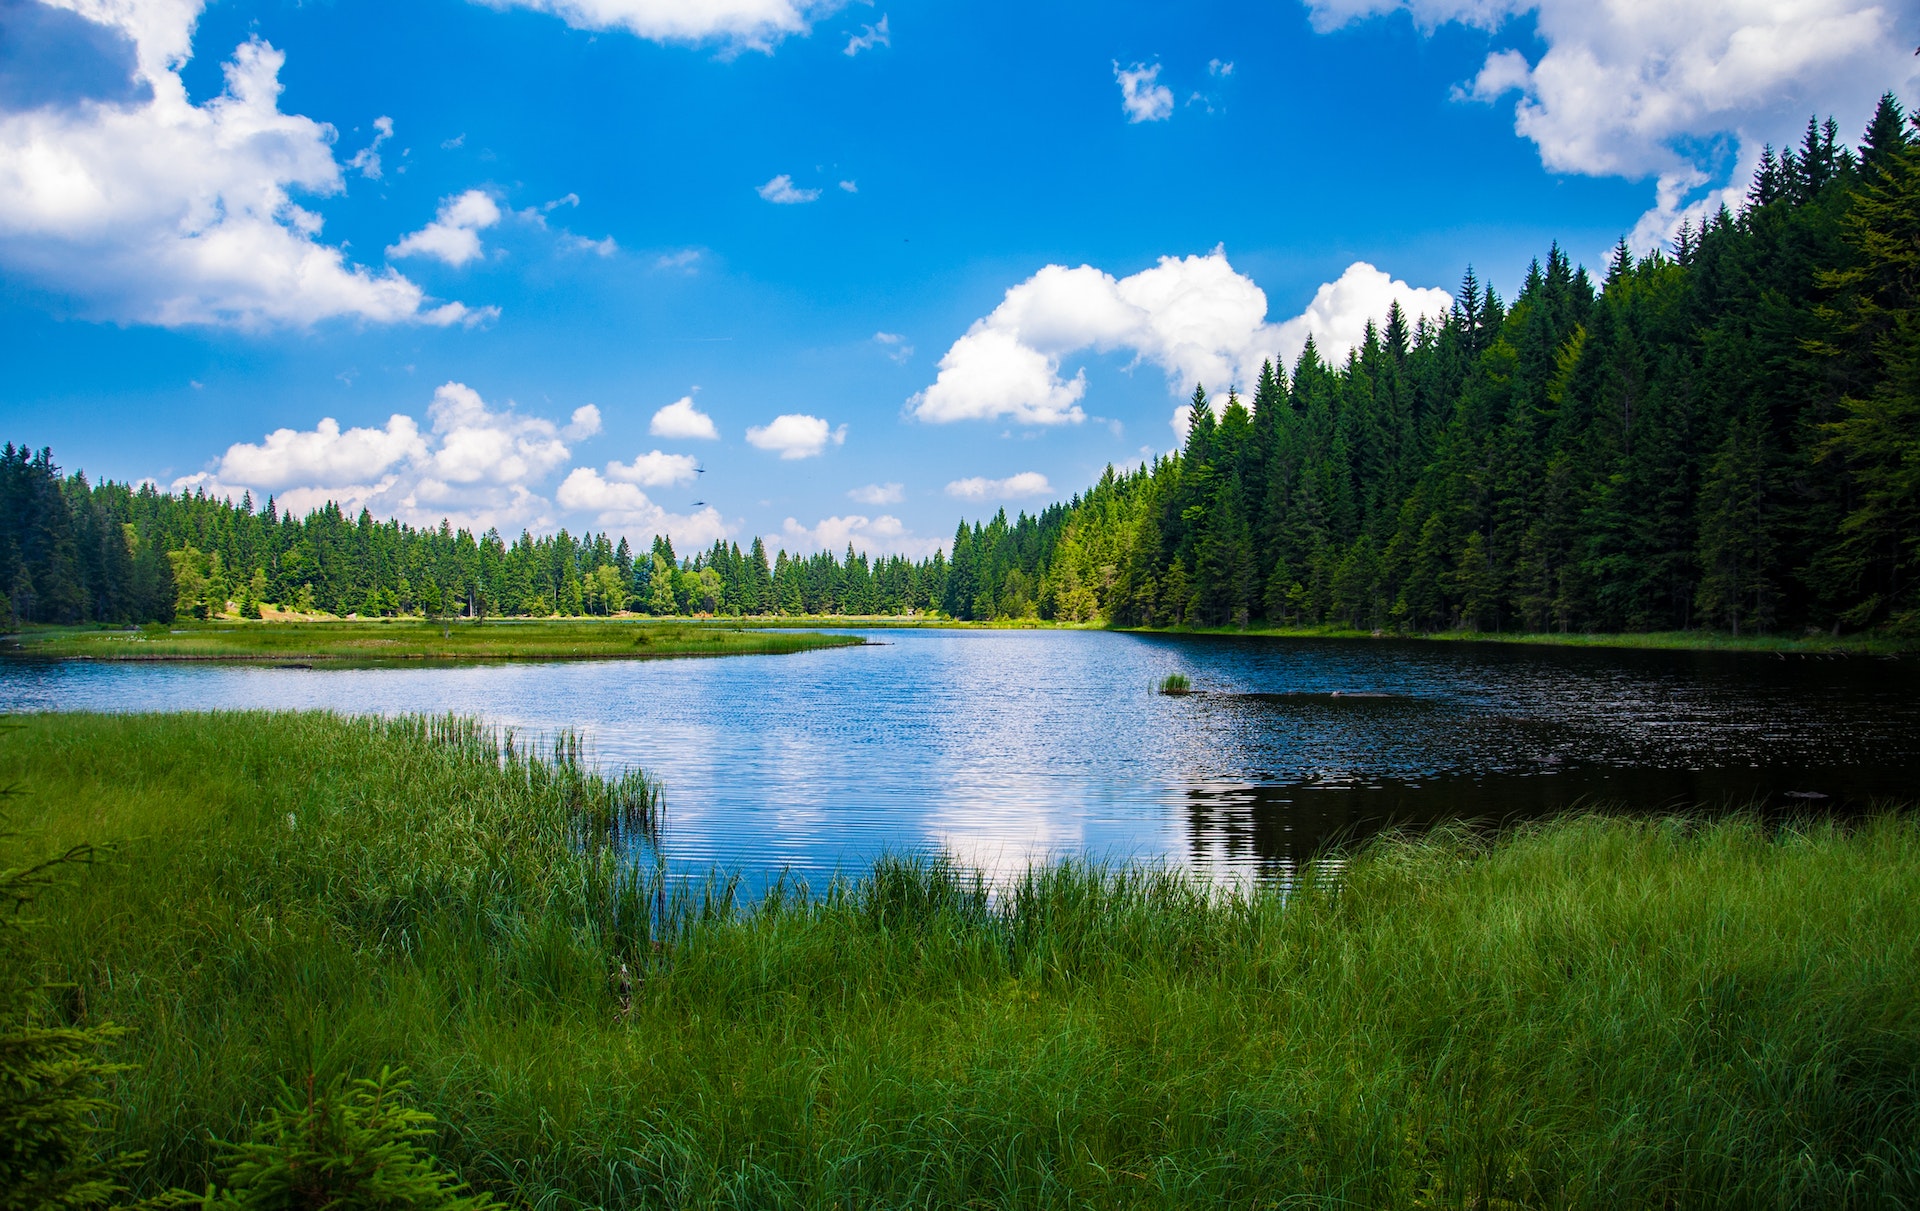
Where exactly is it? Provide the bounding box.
[3,629,1917,887]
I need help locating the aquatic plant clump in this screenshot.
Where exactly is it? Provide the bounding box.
[4,711,1918,1209]
[1157,672,1191,695]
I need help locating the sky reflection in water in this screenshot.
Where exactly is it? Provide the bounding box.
[2,630,1916,889]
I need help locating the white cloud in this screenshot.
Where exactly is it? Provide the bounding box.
[347,115,393,180]
[746,413,846,459]
[909,249,1450,427]
[563,404,602,439]
[1306,0,1920,248]
[945,472,1053,501]
[1209,58,1234,77]
[420,381,572,487]
[558,232,617,256]
[1114,61,1174,123]
[654,248,702,272]
[650,395,720,440]
[177,381,592,532]
[484,0,837,51]
[214,414,427,491]
[557,467,730,545]
[873,330,913,362]
[848,482,904,505]
[777,513,945,558]
[388,190,501,267]
[844,13,888,55]
[757,173,821,204]
[1272,261,1453,365]
[838,179,858,193]
[0,7,478,328]
[606,449,699,487]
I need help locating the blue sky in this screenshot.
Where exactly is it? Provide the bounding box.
[2,0,1915,557]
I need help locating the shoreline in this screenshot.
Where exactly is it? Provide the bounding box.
[5,710,1914,1208]
[0,619,866,664]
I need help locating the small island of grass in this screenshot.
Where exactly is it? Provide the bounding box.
[0,618,864,664]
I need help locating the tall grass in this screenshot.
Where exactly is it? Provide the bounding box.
[3,711,1917,1208]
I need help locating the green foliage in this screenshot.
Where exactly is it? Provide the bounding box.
[171,1070,494,1211]
[0,1018,131,1211]
[1156,672,1190,695]
[0,801,132,1211]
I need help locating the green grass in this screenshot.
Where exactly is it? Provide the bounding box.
[4,711,1918,1208]
[1157,673,1192,695]
[0,619,864,664]
[1122,621,1920,656]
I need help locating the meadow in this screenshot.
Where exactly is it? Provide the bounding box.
[2,711,1916,1209]
[0,619,863,664]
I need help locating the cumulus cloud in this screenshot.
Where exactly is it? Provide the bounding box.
[945,472,1052,500]
[838,179,858,192]
[388,190,502,267]
[746,413,846,459]
[556,467,730,545]
[909,249,1450,427]
[1272,262,1453,364]
[650,395,720,440]
[1114,61,1174,123]
[176,381,592,532]
[844,13,888,55]
[606,449,699,487]
[757,173,820,204]
[0,2,478,328]
[214,414,426,491]
[873,330,912,362]
[484,0,836,51]
[777,513,946,558]
[848,482,904,505]
[563,404,602,439]
[1305,0,1920,248]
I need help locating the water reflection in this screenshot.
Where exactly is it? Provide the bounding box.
[1,630,1915,890]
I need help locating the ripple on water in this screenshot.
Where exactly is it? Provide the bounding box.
[3,630,1916,891]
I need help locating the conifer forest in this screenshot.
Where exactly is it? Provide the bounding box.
[5,99,1917,637]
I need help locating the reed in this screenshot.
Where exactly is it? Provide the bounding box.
[1157,672,1191,695]
[3,711,1917,1209]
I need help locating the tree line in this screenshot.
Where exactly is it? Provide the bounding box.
[4,95,1916,634]
[1032,95,1920,637]
[0,455,973,623]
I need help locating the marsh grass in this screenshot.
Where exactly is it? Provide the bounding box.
[0,620,863,664]
[3,711,1917,1208]
[1157,673,1192,695]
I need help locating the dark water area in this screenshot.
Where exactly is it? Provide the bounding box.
[2,629,1916,887]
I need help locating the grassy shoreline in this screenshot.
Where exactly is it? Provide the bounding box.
[11,615,1911,660]
[1117,621,1920,656]
[4,710,1916,1208]
[0,619,866,663]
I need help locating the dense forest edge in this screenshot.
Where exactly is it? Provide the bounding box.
[5,96,1918,643]
[5,711,1918,1207]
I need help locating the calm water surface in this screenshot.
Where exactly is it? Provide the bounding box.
[3,630,1917,886]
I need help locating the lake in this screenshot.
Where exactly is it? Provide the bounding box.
[3,629,1917,888]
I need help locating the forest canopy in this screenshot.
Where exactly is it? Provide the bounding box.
[4,96,1917,637]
